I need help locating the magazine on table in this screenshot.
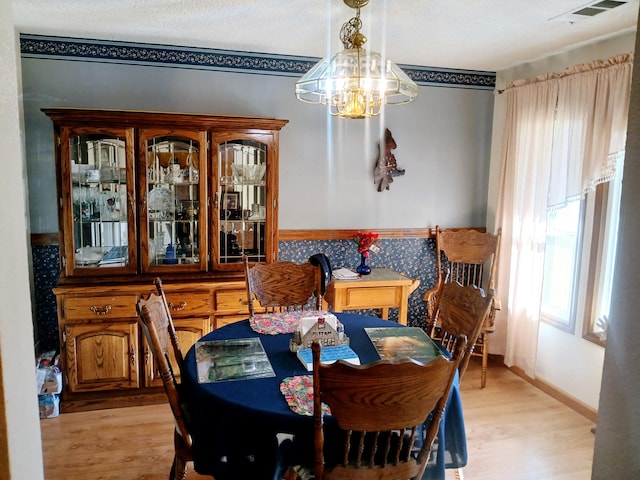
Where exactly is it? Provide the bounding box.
[296,344,360,371]
[365,327,444,364]
[332,267,360,280]
[195,337,275,383]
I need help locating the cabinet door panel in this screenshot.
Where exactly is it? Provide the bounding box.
[60,126,137,277]
[139,129,208,273]
[213,132,277,271]
[65,322,139,392]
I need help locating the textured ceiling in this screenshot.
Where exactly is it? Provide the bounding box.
[12,0,640,71]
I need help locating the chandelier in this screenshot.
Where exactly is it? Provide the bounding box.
[295,0,418,119]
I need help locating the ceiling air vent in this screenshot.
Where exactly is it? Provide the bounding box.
[550,0,628,23]
[591,1,627,8]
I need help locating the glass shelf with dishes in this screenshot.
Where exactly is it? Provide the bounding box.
[143,134,205,272]
[67,133,134,271]
[45,108,287,279]
[218,139,268,265]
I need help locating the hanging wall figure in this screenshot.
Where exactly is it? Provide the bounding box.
[374,128,405,191]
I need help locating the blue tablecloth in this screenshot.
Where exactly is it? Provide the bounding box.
[182,313,467,479]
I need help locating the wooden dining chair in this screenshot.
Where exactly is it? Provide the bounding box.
[287,336,467,480]
[243,256,323,316]
[137,278,208,480]
[428,281,493,381]
[424,225,501,387]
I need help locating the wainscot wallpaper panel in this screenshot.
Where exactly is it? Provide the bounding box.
[32,237,438,350]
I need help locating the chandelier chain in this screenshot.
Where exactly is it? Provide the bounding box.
[340,15,363,49]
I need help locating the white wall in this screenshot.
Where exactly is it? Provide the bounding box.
[0,2,45,478]
[487,32,636,410]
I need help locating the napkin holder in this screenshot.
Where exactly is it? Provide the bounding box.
[289,316,349,352]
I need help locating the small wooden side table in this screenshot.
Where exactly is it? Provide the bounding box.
[323,268,420,325]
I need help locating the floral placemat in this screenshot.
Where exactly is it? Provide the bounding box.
[280,375,331,416]
[249,310,328,335]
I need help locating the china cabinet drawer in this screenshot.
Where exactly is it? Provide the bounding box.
[64,295,138,321]
[163,291,212,316]
[214,288,250,314]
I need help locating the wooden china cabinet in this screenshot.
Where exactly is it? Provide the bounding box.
[44,108,287,411]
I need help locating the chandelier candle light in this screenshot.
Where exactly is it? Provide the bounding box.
[352,231,381,275]
[295,0,418,119]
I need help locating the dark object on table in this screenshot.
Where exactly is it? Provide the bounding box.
[308,253,332,295]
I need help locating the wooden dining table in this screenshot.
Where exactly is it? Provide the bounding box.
[181,312,467,480]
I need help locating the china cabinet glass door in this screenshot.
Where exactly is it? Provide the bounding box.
[140,129,207,273]
[61,127,136,276]
[214,133,274,269]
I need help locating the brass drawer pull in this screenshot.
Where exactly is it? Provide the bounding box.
[90,305,112,315]
[168,301,187,311]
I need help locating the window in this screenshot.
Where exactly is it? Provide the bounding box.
[583,157,623,345]
[540,154,623,346]
[540,199,582,332]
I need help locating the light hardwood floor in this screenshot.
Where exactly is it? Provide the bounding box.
[40,358,595,480]
[452,359,595,480]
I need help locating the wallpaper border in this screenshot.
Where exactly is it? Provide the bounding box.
[20,34,496,91]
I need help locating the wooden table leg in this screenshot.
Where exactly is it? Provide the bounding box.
[397,285,410,325]
[481,332,489,388]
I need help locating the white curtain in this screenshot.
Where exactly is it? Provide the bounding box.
[495,54,633,377]
[549,55,633,206]
[495,81,558,376]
